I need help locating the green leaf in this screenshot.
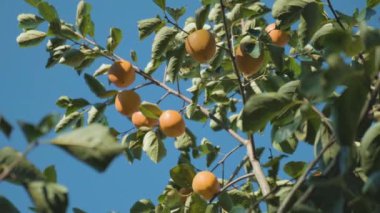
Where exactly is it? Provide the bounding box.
[153,0,166,11]
[362,171,380,197]
[310,22,351,51]
[166,7,186,22]
[87,104,106,124]
[26,181,68,213]
[185,193,207,213]
[333,73,370,146]
[195,5,210,30]
[55,111,82,133]
[0,196,20,213]
[175,129,196,151]
[18,121,44,143]
[267,45,285,71]
[76,0,95,37]
[139,102,163,119]
[130,50,138,62]
[52,124,126,172]
[272,0,314,27]
[84,73,118,98]
[186,104,208,122]
[24,0,41,7]
[122,132,144,163]
[37,2,59,23]
[138,17,163,40]
[360,122,380,174]
[0,147,44,184]
[151,26,178,59]
[218,191,233,211]
[0,116,12,138]
[58,49,86,68]
[17,13,44,30]
[165,43,185,83]
[278,80,300,98]
[107,27,122,52]
[58,23,81,41]
[93,64,111,77]
[367,0,380,8]
[144,57,163,74]
[228,189,253,209]
[130,199,155,213]
[73,207,87,213]
[38,113,60,134]
[43,165,57,183]
[242,93,293,132]
[297,1,325,47]
[205,203,218,213]
[284,161,307,178]
[16,30,46,47]
[142,131,166,163]
[170,163,196,188]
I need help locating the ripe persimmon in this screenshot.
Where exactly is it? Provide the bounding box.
[265,23,289,47]
[114,90,141,117]
[108,60,136,88]
[185,29,216,63]
[159,110,186,137]
[131,111,158,128]
[235,44,264,76]
[192,171,220,200]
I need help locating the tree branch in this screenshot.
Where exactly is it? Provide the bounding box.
[277,140,335,213]
[219,0,270,196]
[211,144,244,172]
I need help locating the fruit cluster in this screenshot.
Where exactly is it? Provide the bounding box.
[108,60,186,137]
[185,23,289,77]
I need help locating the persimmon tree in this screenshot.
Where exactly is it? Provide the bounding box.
[1,0,380,212]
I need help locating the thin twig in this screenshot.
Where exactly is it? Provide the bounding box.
[227,156,249,183]
[211,144,244,172]
[277,140,335,213]
[156,92,170,105]
[0,142,39,182]
[326,0,345,29]
[132,82,154,91]
[210,172,256,202]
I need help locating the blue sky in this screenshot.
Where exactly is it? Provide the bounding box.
[0,0,378,212]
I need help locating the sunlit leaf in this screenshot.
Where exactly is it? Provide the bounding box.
[17,13,44,30]
[0,147,44,184]
[139,102,163,119]
[16,30,46,47]
[142,131,166,163]
[76,0,94,37]
[170,163,196,188]
[52,124,126,172]
[138,17,164,40]
[151,26,178,59]
[26,181,68,213]
[107,27,122,52]
[55,111,82,133]
[284,161,307,178]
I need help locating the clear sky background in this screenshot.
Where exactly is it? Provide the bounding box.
[0,0,378,212]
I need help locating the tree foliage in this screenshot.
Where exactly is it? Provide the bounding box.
[1,0,380,212]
